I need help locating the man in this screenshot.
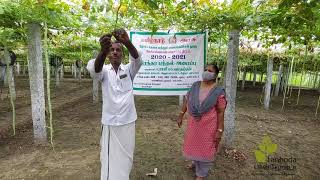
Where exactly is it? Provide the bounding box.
[86,28,142,180]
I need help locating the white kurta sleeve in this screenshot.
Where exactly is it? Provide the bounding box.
[86,59,105,81]
[128,51,143,80]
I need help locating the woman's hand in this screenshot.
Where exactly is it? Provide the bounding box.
[177,113,184,128]
[215,131,223,148]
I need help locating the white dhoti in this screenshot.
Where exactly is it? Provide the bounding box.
[100,122,135,180]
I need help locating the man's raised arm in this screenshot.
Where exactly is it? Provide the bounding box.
[113,29,142,79]
[94,34,112,73]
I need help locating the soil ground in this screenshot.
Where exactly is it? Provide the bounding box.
[0,75,319,180]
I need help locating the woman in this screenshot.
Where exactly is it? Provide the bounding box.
[177,64,227,180]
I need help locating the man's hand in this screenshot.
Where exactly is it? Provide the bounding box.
[95,34,111,73]
[113,28,139,59]
[112,28,130,44]
[99,34,112,53]
[177,113,184,128]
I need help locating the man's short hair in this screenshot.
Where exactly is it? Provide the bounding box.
[112,41,124,49]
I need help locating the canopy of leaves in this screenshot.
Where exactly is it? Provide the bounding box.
[0,0,319,68]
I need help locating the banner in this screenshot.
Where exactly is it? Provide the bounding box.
[130,31,207,95]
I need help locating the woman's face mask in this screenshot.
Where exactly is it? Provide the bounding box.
[202,70,217,81]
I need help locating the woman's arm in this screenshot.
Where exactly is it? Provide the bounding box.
[177,96,187,128]
[215,95,227,147]
[216,106,225,134]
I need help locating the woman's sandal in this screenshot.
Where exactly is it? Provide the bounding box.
[186,163,196,171]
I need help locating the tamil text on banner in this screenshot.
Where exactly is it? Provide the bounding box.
[130,31,207,95]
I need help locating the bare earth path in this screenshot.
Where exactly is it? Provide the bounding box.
[0,76,319,180]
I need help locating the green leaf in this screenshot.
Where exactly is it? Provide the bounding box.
[258,143,267,153]
[262,136,272,146]
[254,150,267,163]
[146,0,158,10]
[151,25,159,33]
[0,5,4,15]
[266,143,278,154]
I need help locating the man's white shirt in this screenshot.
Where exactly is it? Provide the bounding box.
[86,53,143,126]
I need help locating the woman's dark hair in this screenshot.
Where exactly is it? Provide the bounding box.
[207,63,220,75]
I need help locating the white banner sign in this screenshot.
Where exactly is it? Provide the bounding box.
[130,31,207,95]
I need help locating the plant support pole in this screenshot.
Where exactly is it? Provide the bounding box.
[44,22,54,148]
[316,95,320,117]
[264,54,273,110]
[287,56,294,95]
[223,29,240,147]
[289,58,296,97]
[4,46,16,135]
[297,46,307,105]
